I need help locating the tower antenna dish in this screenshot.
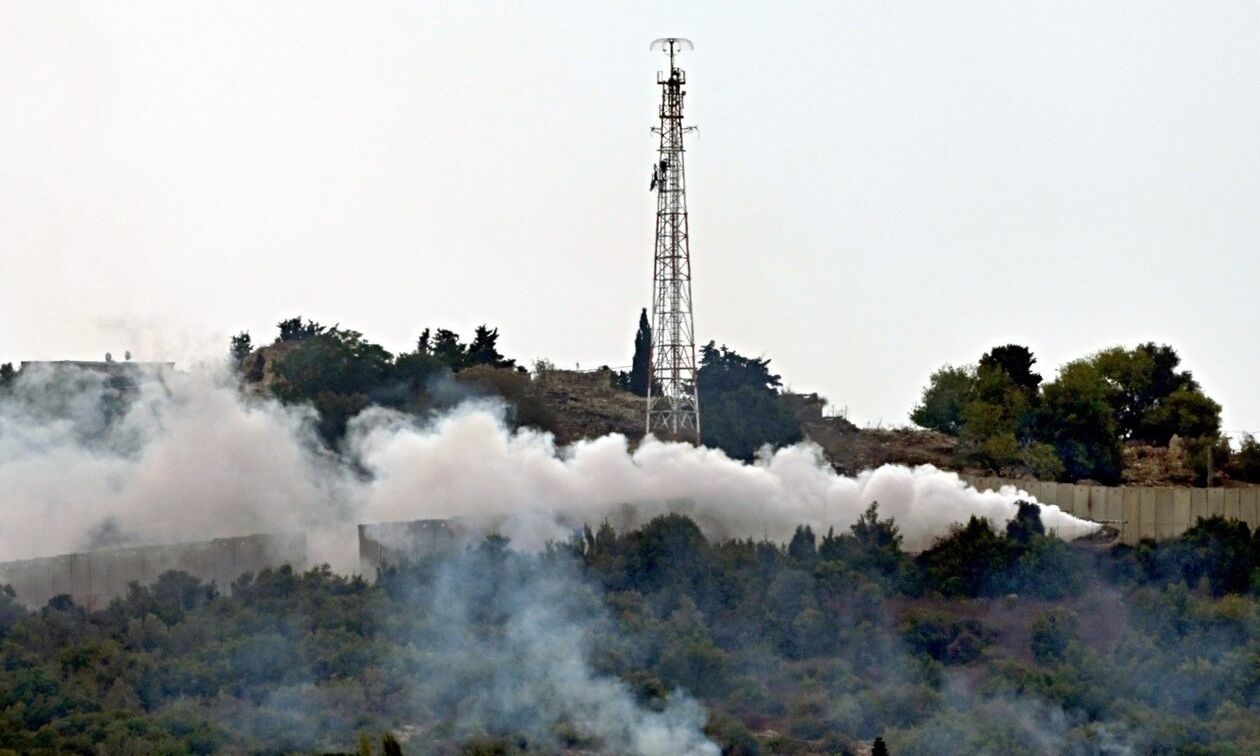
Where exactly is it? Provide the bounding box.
[650,37,693,68]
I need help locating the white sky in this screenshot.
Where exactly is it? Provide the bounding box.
[2,2,1258,435]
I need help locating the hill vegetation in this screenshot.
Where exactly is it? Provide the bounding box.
[0,509,1257,753]
[912,343,1258,486]
[223,317,1258,487]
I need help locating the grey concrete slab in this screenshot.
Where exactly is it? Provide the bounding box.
[1155,488,1176,540]
[1173,488,1191,533]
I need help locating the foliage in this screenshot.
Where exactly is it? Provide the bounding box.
[465,325,517,371]
[229,331,252,366]
[626,308,652,397]
[697,342,802,460]
[979,344,1042,395]
[0,362,17,389]
[276,316,326,343]
[1228,434,1260,483]
[1036,360,1123,484]
[1091,343,1219,444]
[913,342,1223,485]
[910,365,974,435]
[1,510,1259,752]
[1030,609,1079,665]
[256,318,549,443]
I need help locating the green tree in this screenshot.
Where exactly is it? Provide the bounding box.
[697,342,802,460]
[229,331,252,366]
[271,328,394,442]
[629,308,652,397]
[272,328,393,401]
[275,316,325,343]
[1228,434,1260,483]
[917,516,1009,597]
[0,362,14,389]
[429,329,467,370]
[957,363,1030,473]
[979,344,1042,395]
[1005,500,1045,544]
[910,365,975,435]
[1091,343,1219,444]
[1036,360,1123,484]
[465,325,516,370]
[1030,609,1078,665]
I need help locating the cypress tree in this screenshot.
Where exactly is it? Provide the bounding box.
[630,308,652,396]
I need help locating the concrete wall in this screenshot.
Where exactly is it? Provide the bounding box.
[358,520,460,575]
[959,474,1260,544]
[0,533,307,609]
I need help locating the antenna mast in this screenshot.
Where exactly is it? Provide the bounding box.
[646,37,700,442]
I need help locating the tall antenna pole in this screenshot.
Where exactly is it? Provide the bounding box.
[646,37,700,442]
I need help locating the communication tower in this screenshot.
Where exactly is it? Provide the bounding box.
[646,37,701,441]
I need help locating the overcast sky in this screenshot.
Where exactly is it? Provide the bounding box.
[3,2,1258,435]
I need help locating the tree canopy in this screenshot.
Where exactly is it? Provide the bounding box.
[912,342,1223,484]
[697,342,802,460]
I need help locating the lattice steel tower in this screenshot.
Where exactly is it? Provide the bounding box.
[646,37,701,441]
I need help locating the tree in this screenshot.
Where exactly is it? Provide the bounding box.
[276,316,326,343]
[872,736,890,756]
[1030,609,1078,665]
[229,332,252,366]
[1005,501,1045,544]
[910,365,975,435]
[429,329,467,370]
[0,362,14,389]
[979,344,1042,395]
[381,733,403,756]
[466,325,516,370]
[787,525,817,562]
[629,308,652,397]
[272,328,393,401]
[271,328,393,443]
[1091,343,1219,444]
[696,342,802,460]
[1036,360,1123,484]
[956,363,1035,473]
[1228,434,1260,483]
[917,516,1009,597]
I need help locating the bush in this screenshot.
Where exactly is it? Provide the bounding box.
[899,611,992,664]
[1031,609,1079,664]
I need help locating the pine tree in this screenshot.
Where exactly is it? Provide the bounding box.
[872,736,890,756]
[629,308,652,396]
[229,331,253,366]
[466,324,516,369]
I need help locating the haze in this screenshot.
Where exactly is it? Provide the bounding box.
[2,2,1258,435]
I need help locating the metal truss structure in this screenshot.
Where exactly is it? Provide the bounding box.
[646,37,701,442]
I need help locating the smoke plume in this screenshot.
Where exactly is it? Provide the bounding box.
[0,364,1097,567]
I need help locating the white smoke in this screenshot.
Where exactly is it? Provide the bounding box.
[351,403,1099,552]
[0,364,1098,567]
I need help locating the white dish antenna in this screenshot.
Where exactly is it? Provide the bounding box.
[650,37,694,54]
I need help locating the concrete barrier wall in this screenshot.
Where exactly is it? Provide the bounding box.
[358,520,460,576]
[958,474,1260,544]
[0,533,307,609]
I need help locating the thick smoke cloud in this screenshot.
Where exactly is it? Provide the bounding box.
[0,365,1096,567]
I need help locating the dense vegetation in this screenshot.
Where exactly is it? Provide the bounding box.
[235,316,804,463]
[238,318,545,444]
[910,343,1250,485]
[2,509,1258,754]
